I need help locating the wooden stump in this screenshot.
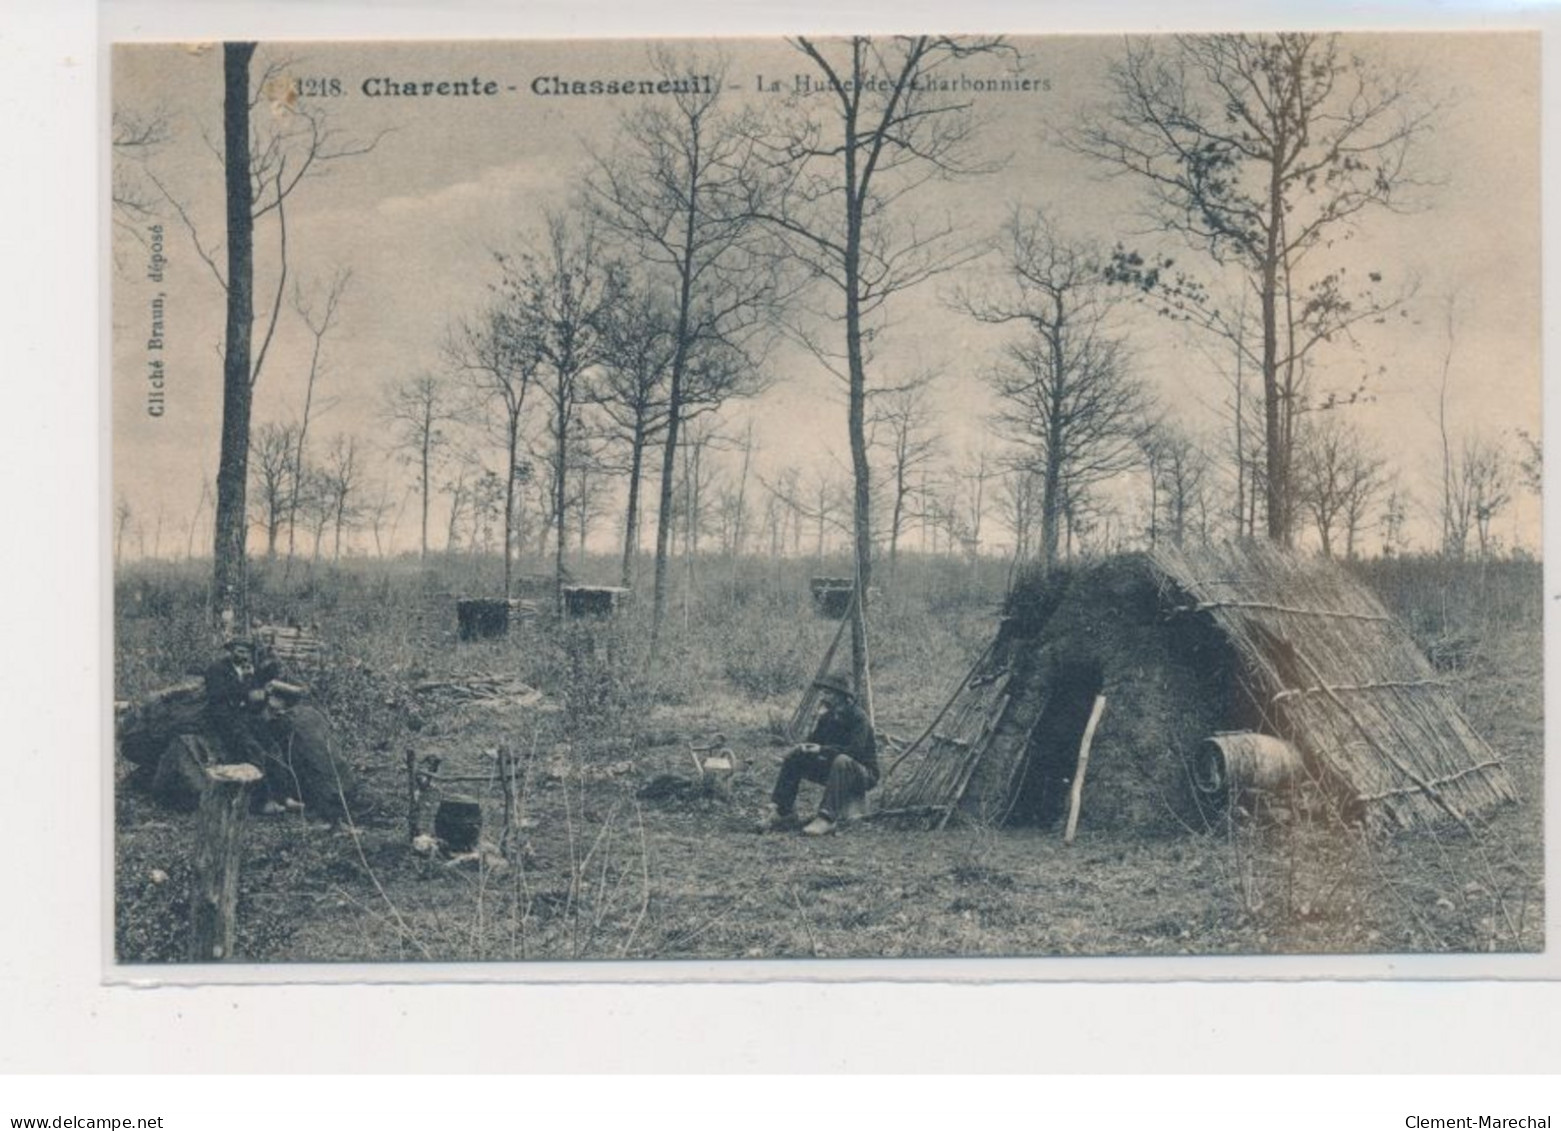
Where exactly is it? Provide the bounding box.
[188,763,263,962]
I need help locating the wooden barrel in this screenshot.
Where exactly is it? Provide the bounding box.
[1193,732,1304,798]
[434,796,483,852]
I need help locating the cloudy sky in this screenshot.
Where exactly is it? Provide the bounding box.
[110,32,1541,559]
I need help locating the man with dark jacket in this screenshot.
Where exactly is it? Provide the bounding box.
[762,675,878,836]
[200,637,288,811]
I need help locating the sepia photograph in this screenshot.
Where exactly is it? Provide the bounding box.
[108,31,1543,968]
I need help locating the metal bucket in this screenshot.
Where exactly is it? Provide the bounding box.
[1193,732,1304,798]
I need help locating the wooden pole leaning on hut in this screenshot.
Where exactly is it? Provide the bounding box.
[853,553,876,727]
[880,639,997,784]
[788,587,856,742]
[189,763,263,962]
[1063,696,1107,845]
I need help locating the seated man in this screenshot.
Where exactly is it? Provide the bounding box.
[201,636,289,811]
[762,676,878,836]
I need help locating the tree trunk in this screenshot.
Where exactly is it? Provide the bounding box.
[621,425,645,588]
[284,344,321,572]
[419,423,431,561]
[889,468,905,583]
[1038,292,1069,566]
[842,113,873,701]
[1261,157,1287,544]
[212,42,257,629]
[503,408,519,599]
[650,159,701,653]
[553,384,569,604]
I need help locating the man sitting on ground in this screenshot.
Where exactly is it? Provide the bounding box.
[762,675,878,836]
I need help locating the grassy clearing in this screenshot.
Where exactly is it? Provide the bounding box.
[113,551,1542,962]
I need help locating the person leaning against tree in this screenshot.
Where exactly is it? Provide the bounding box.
[762,675,878,836]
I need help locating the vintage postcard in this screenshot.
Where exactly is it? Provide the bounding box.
[109,32,1545,976]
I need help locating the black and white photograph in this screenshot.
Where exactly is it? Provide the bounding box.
[109,31,1543,968]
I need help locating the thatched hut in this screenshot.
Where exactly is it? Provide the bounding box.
[882,542,1515,834]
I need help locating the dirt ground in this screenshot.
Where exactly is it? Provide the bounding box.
[113,556,1544,964]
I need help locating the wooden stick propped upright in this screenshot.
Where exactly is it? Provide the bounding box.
[189,762,263,962]
[1064,695,1107,845]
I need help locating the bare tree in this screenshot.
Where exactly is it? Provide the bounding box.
[761,467,806,559]
[212,42,258,624]
[1296,414,1384,558]
[1514,430,1542,498]
[958,209,1151,565]
[442,460,474,558]
[869,376,941,580]
[111,107,169,255]
[495,212,618,599]
[185,478,213,562]
[467,469,506,559]
[566,423,615,568]
[285,268,351,569]
[957,447,1000,556]
[722,421,757,564]
[1143,421,1211,549]
[753,34,1008,700]
[1378,481,1411,557]
[249,420,298,559]
[1076,33,1433,543]
[588,47,779,649]
[1337,446,1387,561]
[317,433,361,561]
[995,465,1043,560]
[1458,433,1512,560]
[674,418,729,561]
[448,302,540,597]
[764,467,851,563]
[362,479,405,559]
[1437,295,1462,558]
[292,463,332,563]
[591,282,676,587]
[150,47,380,624]
[114,495,134,569]
[384,373,458,561]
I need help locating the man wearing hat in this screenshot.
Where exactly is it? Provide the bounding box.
[200,636,288,812]
[762,675,878,835]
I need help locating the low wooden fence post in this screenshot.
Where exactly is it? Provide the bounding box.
[189,763,263,962]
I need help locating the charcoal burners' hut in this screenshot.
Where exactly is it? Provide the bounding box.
[883,543,1515,834]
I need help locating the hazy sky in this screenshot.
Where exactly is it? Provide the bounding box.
[110,32,1541,558]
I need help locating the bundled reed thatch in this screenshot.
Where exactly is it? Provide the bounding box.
[1148,540,1515,829]
[883,542,1514,833]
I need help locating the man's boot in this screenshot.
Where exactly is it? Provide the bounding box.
[758,805,797,832]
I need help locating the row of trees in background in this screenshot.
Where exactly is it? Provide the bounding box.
[120,35,1541,655]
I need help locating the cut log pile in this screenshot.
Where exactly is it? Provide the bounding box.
[254,623,324,676]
